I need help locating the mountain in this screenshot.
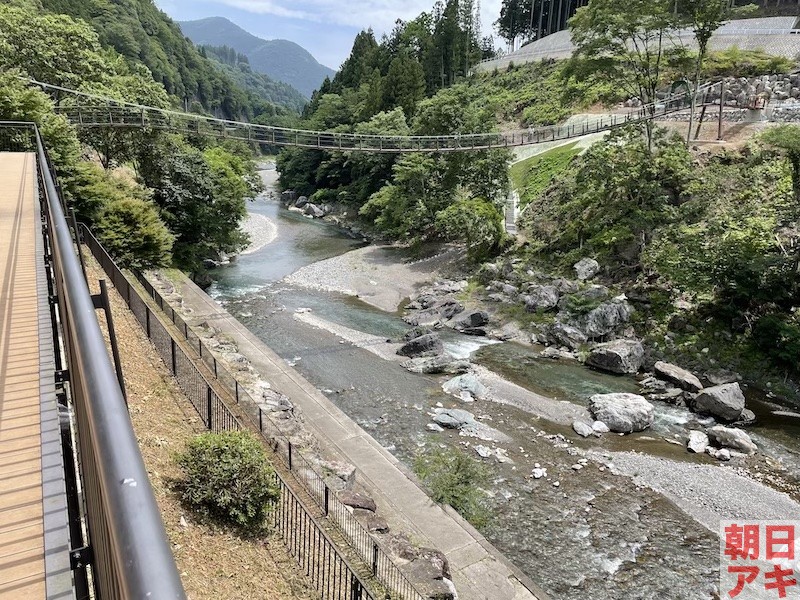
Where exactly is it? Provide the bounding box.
[179,17,336,98]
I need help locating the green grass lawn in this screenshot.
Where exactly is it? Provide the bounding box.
[510,142,581,209]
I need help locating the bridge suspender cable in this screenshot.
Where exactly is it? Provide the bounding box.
[26,77,713,153]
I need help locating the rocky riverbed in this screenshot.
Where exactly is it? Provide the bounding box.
[197,167,800,599]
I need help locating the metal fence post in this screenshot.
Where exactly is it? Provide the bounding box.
[145,306,151,338]
[288,441,293,471]
[372,543,378,577]
[324,485,329,516]
[259,408,263,432]
[171,339,176,374]
[206,386,213,431]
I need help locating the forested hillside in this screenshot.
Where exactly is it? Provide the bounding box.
[180,17,336,98]
[38,0,299,119]
[0,0,263,280]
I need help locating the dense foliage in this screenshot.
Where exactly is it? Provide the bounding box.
[518,124,800,379]
[413,446,491,527]
[0,0,263,276]
[177,432,279,534]
[39,0,294,120]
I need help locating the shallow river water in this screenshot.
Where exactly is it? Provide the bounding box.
[206,169,800,600]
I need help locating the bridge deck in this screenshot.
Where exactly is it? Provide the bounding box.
[0,152,70,600]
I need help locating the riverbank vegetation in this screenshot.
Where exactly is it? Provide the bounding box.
[0,0,266,278]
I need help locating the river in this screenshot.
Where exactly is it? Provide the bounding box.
[207,165,800,600]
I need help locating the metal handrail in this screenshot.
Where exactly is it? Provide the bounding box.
[29,124,186,599]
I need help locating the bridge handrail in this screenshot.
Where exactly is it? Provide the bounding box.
[23,123,187,599]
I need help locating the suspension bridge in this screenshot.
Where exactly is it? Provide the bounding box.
[29,79,714,153]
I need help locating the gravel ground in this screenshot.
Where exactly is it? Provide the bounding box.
[240,212,278,255]
[609,451,800,533]
[293,310,405,361]
[285,245,462,312]
[84,251,316,600]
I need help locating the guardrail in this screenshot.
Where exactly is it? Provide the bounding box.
[81,225,426,600]
[0,121,187,599]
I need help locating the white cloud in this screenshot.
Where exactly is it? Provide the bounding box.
[199,0,503,37]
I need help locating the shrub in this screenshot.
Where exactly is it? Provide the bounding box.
[176,431,279,534]
[94,195,174,271]
[413,446,491,528]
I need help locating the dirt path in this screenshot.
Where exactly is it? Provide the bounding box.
[83,252,316,600]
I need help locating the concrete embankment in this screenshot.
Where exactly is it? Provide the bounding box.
[154,270,549,600]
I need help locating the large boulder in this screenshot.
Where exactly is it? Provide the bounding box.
[338,490,377,512]
[432,408,476,429]
[442,373,488,401]
[687,430,709,454]
[453,310,489,330]
[547,322,588,350]
[584,301,633,338]
[574,257,600,280]
[654,361,703,392]
[294,195,308,208]
[436,298,464,321]
[397,333,443,358]
[708,425,757,455]
[403,326,434,341]
[524,285,559,312]
[589,393,654,433]
[572,420,595,438]
[402,355,470,375]
[691,383,745,422]
[586,339,644,374]
[304,202,324,218]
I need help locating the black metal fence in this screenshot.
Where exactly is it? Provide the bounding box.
[0,121,187,599]
[81,226,427,600]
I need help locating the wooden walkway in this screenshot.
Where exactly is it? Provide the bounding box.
[0,152,71,599]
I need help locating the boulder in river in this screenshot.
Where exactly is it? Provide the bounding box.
[574,257,600,280]
[586,339,644,374]
[708,425,757,455]
[453,310,489,330]
[547,322,588,350]
[304,202,324,218]
[403,326,434,341]
[524,285,559,312]
[572,420,595,438]
[294,195,308,208]
[402,355,469,375]
[589,393,654,433]
[442,373,488,401]
[432,408,476,429]
[397,333,443,358]
[654,361,703,392]
[687,430,709,454]
[691,383,745,422]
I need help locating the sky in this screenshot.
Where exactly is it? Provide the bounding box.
[155,0,503,70]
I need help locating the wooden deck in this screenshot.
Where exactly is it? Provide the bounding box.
[0,152,46,599]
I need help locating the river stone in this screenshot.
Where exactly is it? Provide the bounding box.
[442,374,488,400]
[589,393,654,433]
[304,202,324,218]
[735,408,757,425]
[338,490,377,512]
[708,425,757,455]
[403,326,434,341]
[453,310,489,329]
[572,420,594,438]
[687,430,709,454]
[402,355,470,375]
[436,298,464,321]
[294,195,308,208]
[547,322,588,350]
[706,369,741,385]
[432,408,476,429]
[574,257,600,280]
[354,509,390,533]
[397,333,443,358]
[654,361,704,392]
[586,339,644,374]
[524,285,559,312]
[592,421,610,433]
[584,301,633,338]
[692,383,745,422]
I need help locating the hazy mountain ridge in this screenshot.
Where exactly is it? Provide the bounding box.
[179,17,336,98]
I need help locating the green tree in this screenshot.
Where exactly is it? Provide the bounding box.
[382,53,426,119]
[761,124,800,201]
[569,0,681,150]
[677,0,758,143]
[436,198,506,260]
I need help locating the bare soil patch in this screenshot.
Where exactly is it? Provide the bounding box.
[83,251,316,600]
